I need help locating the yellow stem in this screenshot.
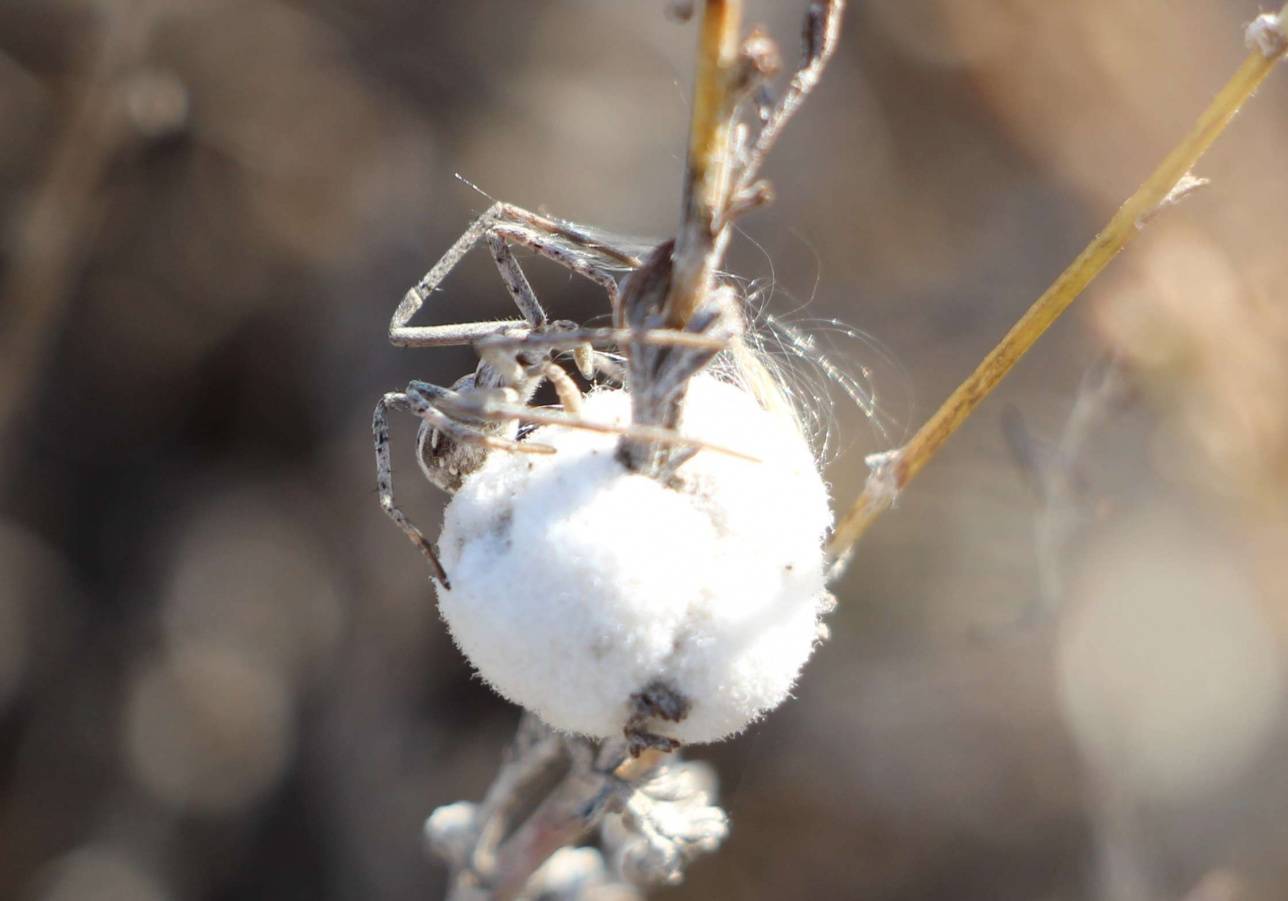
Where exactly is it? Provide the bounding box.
[666,0,742,329]
[826,6,1288,562]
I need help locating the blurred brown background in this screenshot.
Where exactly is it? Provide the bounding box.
[3,1,1288,899]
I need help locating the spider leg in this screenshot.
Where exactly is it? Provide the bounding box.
[486,233,546,326]
[373,392,451,587]
[474,325,725,389]
[471,323,739,469]
[404,381,555,455]
[476,326,727,359]
[491,222,625,324]
[376,382,566,580]
[498,203,642,269]
[430,387,758,462]
[414,399,557,457]
[539,361,583,416]
[390,202,637,348]
[390,204,525,348]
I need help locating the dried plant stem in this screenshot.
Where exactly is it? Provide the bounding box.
[0,2,160,475]
[732,0,845,197]
[826,6,1288,563]
[486,748,669,900]
[429,713,715,900]
[665,0,742,329]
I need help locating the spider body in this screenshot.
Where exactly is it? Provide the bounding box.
[409,374,511,496]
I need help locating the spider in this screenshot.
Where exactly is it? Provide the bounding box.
[373,2,845,594]
[371,201,737,588]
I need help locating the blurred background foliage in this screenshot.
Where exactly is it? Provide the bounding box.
[2,1,1288,898]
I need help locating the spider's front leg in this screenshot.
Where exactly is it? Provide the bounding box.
[388,202,635,350]
[373,371,556,584]
[373,391,452,587]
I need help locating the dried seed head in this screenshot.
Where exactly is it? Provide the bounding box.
[435,375,832,744]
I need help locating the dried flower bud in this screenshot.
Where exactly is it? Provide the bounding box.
[435,376,832,744]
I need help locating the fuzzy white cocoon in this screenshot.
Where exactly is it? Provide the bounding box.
[436,376,832,744]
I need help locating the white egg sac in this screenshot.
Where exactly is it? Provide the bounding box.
[435,375,833,744]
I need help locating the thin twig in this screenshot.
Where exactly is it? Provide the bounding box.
[733,0,845,198]
[825,5,1288,564]
[664,0,743,329]
[0,1,162,474]
[428,715,687,900]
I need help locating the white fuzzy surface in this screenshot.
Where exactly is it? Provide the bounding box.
[435,376,832,744]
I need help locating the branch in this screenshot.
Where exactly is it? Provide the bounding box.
[825,5,1288,566]
[664,0,744,329]
[733,0,845,198]
[426,714,725,899]
[0,1,170,475]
